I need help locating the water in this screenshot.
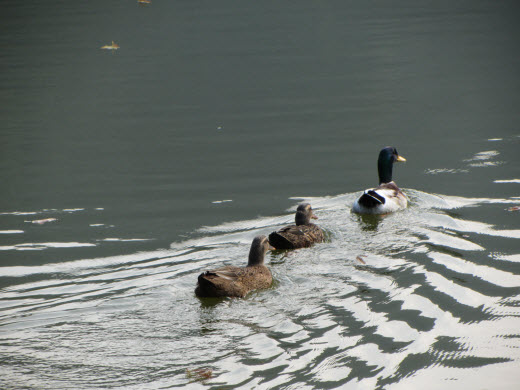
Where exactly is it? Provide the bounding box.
[1,1,519,389]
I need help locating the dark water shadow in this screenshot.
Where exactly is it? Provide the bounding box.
[356,213,385,231]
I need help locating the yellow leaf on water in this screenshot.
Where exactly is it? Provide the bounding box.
[100,41,120,50]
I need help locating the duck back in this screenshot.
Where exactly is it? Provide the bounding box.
[195,265,272,298]
[353,182,407,214]
[269,224,324,249]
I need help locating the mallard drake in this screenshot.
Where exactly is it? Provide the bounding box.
[352,146,407,214]
[195,235,272,298]
[268,203,325,249]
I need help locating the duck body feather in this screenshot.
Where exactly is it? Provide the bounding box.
[352,181,407,214]
[195,264,272,298]
[269,223,324,249]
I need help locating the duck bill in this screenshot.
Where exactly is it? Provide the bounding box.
[396,155,406,162]
[311,214,318,220]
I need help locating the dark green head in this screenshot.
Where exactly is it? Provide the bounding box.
[377,146,406,184]
[248,235,272,266]
[295,203,318,226]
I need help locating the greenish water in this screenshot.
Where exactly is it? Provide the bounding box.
[1,1,519,389]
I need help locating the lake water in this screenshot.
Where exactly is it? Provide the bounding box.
[1,1,519,389]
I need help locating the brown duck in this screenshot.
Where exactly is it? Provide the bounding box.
[268,203,324,249]
[195,235,273,298]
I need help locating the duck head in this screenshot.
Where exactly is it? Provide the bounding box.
[295,203,318,226]
[248,235,273,266]
[378,146,406,184]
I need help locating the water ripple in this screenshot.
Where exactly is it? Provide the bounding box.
[1,189,519,389]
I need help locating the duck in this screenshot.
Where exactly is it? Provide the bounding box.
[268,203,325,249]
[352,146,407,214]
[195,235,272,298]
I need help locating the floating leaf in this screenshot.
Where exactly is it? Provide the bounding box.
[186,368,212,382]
[356,255,366,264]
[100,41,120,50]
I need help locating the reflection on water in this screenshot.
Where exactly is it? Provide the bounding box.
[1,182,519,389]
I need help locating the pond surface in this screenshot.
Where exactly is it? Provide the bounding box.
[1,1,519,389]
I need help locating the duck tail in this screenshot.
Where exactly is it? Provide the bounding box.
[268,232,295,250]
[358,190,386,208]
[195,271,218,297]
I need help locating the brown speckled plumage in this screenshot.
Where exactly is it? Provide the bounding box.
[268,204,324,250]
[195,236,272,298]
